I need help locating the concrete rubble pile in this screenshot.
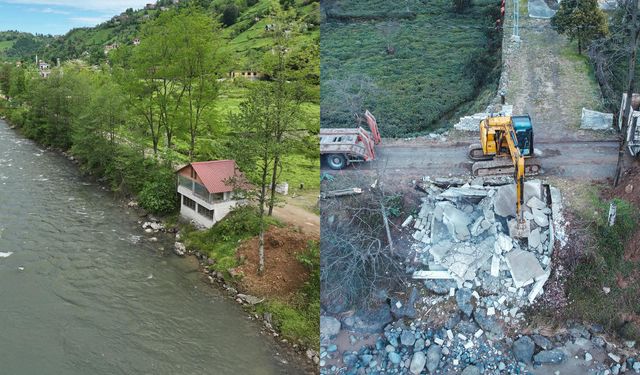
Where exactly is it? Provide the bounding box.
[453,105,513,131]
[407,177,564,325]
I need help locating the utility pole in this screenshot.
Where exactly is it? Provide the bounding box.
[614,0,639,187]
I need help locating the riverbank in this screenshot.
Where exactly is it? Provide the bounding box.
[0,119,308,374]
[0,116,318,374]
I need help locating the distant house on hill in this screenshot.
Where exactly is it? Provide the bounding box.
[229,71,264,81]
[176,160,247,228]
[38,60,49,70]
[145,3,157,10]
[133,38,141,46]
[104,43,119,54]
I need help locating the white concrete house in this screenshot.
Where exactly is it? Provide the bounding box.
[176,160,246,228]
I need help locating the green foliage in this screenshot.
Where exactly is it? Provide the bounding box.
[321,0,502,136]
[138,167,177,214]
[384,194,403,217]
[567,196,640,341]
[184,206,282,272]
[222,3,241,26]
[551,0,608,54]
[258,299,319,348]
[256,241,319,348]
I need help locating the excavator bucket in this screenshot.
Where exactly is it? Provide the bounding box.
[508,218,531,239]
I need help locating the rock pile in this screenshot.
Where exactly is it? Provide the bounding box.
[409,178,562,324]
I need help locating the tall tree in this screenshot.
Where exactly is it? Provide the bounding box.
[551,0,609,54]
[173,6,224,161]
[229,83,278,274]
[262,17,308,216]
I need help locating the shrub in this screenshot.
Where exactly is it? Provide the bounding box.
[137,165,177,215]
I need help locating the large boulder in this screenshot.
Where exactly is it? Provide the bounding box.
[534,349,566,364]
[320,316,341,339]
[473,308,504,339]
[456,288,474,317]
[461,365,481,375]
[409,352,426,374]
[341,304,393,334]
[425,345,442,373]
[513,336,535,364]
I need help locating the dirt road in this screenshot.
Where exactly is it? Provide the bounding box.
[323,139,619,181]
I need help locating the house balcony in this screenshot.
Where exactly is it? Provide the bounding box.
[177,175,228,206]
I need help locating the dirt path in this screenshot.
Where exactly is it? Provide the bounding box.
[505,16,610,142]
[272,200,320,237]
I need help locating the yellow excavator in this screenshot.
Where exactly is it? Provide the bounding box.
[468,115,541,238]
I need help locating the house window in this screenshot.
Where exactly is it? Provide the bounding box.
[212,192,224,201]
[197,205,214,221]
[183,195,196,210]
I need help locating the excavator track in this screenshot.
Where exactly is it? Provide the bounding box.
[468,144,493,161]
[472,158,541,176]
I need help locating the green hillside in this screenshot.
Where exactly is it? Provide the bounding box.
[1,0,319,75]
[320,0,502,137]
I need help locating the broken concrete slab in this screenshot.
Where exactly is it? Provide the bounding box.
[528,269,550,303]
[529,228,541,249]
[413,270,455,280]
[439,187,489,201]
[496,232,514,252]
[505,250,546,288]
[490,255,500,277]
[441,203,472,241]
[402,215,414,228]
[580,108,613,130]
[532,208,549,227]
[495,182,543,218]
[527,196,546,210]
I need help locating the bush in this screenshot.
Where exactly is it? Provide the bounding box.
[222,4,240,26]
[138,166,177,215]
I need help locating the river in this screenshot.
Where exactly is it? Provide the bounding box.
[0,120,303,374]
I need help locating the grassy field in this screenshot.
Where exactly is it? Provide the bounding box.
[321,0,502,137]
[0,40,14,53]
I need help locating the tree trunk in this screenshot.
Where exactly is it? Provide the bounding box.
[258,162,269,275]
[267,154,279,216]
[614,0,639,187]
[380,199,394,254]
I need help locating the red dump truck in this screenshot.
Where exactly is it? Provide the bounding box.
[320,110,382,170]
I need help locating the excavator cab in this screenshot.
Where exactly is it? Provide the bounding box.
[512,115,534,157]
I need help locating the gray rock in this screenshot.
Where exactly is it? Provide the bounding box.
[455,320,480,336]
[343,353,358,367]
[532,334,553,350]
[401,330,416,347]
[513,336,535,364]
[528,228,541,249]
[473,308,504,338]
[426,344,442,373]
[592,336,606,347]
[414,338,425,351]
[534,349,566,364]
[320,316,341,339]
[341,304,393,333]
[532,208,549,227]
[391,287,418,320]
[424,279,457,294]
[461,365,481,375]
[388,351,402,364]
[409,352,426,374]
[580,108,613,130]
[527,196,547,210]
[456,288,474,317]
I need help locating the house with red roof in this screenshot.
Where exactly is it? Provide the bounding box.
[176,160,246,228]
